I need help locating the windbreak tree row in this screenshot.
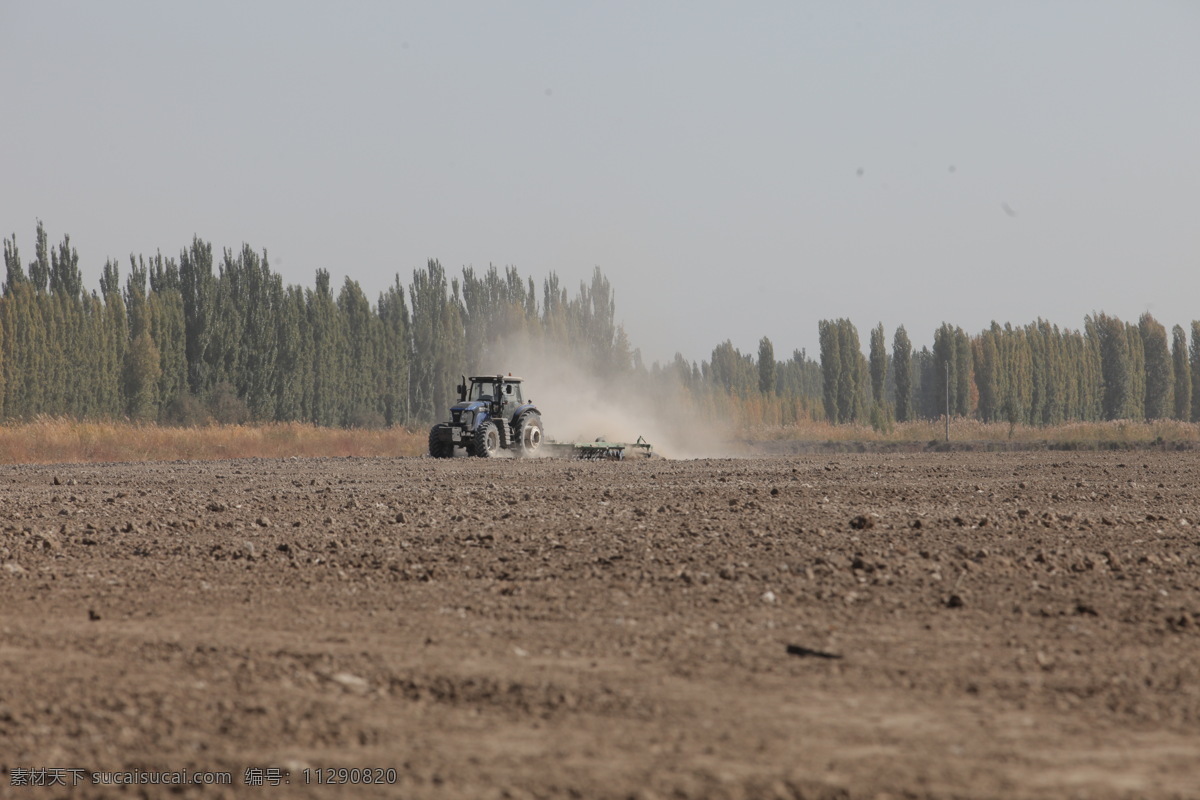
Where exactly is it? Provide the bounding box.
[0,224,634,427]
[812,315,1200,427]
[3,223,1198,429]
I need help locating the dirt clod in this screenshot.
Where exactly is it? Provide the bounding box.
[34,531,60,551]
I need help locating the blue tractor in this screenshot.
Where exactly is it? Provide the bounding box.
[428,374,544,458]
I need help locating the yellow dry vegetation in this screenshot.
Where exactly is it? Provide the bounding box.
[0,418,427,464]
[2,417,1197,465]
[743,417,1200,447]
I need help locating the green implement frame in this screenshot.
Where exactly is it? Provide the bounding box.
[543,436,654,460]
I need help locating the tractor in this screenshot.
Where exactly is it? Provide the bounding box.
[428,374,544,458]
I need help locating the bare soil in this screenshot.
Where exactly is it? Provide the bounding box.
[2,452,1199,799]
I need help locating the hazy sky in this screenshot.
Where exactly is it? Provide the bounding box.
[3,1,1198,365]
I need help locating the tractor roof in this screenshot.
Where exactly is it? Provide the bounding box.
[468,375,523,383]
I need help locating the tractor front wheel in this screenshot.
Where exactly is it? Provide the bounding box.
[428,424,454,458]
[470,421,501,458]
[514,413,544,458]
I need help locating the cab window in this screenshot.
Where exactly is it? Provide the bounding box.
[470,382,497,401]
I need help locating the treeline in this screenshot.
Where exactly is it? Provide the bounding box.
[3,223,1197,431]
[653,315,1200,430]
[0,223,635,427]
[808,316,1200,427]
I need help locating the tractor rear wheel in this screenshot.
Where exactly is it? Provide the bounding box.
[470,421,500,458]
[428,424,454,458]
[514,413,544,458]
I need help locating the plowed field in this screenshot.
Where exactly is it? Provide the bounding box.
[2,452,1198,798]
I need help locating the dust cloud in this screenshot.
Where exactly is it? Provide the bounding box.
[480,341,739,460]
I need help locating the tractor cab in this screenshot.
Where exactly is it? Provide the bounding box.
[457,375,524,419]
[462,376,524,407]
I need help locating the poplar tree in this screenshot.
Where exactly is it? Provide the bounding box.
[39,284,68,414]
[1125,322,1146,420]
[124,258,161,420]
[3,233,26,294]
[339,277,384,426]
[49,232,83,300]
[831,319,866,423]
[6,280,46,417]
[79,293,108,418]
[90,260,127,418]
[933,324,957,417]
[868,323,887,407]
[29,221,50,293]
[0,294,6,416]
[205,248,247,397]
[1192,322,1200,423]
[953,326,971,416]
[1080,327,1103,421]
[892,325,912,422]
[408,260,464,422]
[180,237,216,397]
[378,276,411,426]
[711,341,754,396]
[973,327,998,422]
[233,246,281,421]
[274,285,313,422]
[1171,324,1190,421]
[147,254,188,418]
[576,267,618,375]
[309,269,345,426]
[541,272,569,352]
[1087,313,1131,421]
[53,237,89,416]
[1009,325,1034,425]
[1139,313,1173,420]
[125,330,162,421]
[758,336,776,395]
[818,320,841,423]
